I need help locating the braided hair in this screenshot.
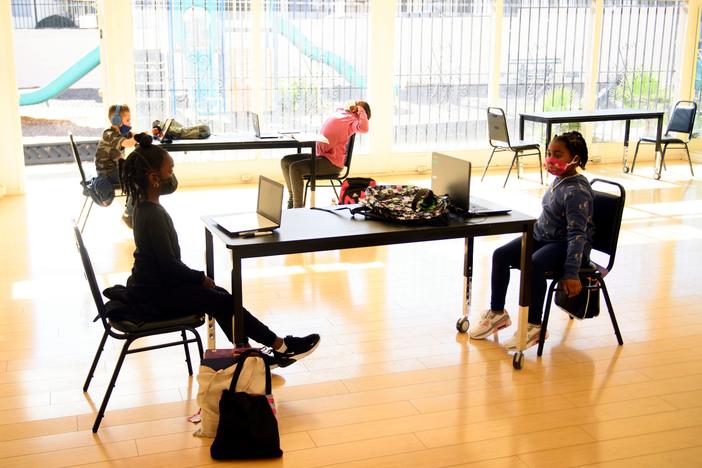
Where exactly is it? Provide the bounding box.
[552,131,588,168]
[121,133,168,205]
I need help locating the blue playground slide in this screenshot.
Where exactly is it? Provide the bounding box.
[19,46,100,106]
[271,14,366,90]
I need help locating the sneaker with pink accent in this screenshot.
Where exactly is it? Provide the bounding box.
[504,323,548,350]
[469,310,512,340]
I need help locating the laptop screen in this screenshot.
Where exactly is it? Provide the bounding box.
[431,152,472,211]
[251,112,261,138]
[160,118,174,140]
[257,175,283,224]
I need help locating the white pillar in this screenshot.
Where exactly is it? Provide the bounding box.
[679,0,701,101]
[367,0,396,156]
[96,0,137,126]
[488,0,504,106]
[0,1,25,196]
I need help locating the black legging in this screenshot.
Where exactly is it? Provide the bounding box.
[141,284,277,346]
[491,237,568,325]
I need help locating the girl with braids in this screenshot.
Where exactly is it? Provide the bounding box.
[123,133,320,366]
[469,131,594,350]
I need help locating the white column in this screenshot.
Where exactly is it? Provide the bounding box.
[96,0,137,126]
[251,0,264,115]
[367,0,396,156]
[679,0,701,101]
[488,0,504,106]
[0,1,25,196]
[582,0,604,155]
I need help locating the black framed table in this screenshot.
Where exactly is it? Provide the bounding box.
[519,109,665,178]
[202,205,538,369]
[159,133,325,206]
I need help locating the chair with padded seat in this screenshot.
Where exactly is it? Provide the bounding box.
[483,107,543,187]
[73,222,204,432]
[70,133,126,232]
[537,178,626,356]
[302,133,356,206]
[631,100,697,179]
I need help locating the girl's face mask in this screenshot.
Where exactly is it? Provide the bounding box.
[159,174,178,195]
[544,156,577,177]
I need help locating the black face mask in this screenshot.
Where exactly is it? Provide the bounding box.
[159,174,178,195]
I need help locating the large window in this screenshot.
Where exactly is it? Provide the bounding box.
[595,0,685,141]
[394,0,493,149]
[501,0,592,141]
[694,7,702,133]
[133,0,368,158]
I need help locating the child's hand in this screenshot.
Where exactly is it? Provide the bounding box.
[122,136,136,148]
[202,276,216,289]
[562,278,582,297]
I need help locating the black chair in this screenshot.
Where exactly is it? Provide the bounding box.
[537,179,626,356]
[631,100,697,180]
[302,133,356,206]
[70,133,97,233]
[482,107,543,187]
[73,222,205,432]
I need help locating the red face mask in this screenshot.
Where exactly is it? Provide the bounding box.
[544,156,574,177]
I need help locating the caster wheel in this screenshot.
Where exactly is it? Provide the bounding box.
[456,317,470,333]
[622,166,630,173]
[513,352,524,370]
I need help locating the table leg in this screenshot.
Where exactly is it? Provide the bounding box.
[622,120,631,173]
[456,237,475,333]
[545,124,552,150]
[231,253,247,347]
[514,226,534,370]
[310,143,317,208]
[205,228,216,349]
[519,116,525,140]
[654,116,664,180]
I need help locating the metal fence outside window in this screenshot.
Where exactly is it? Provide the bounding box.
[394,0,493,149]
[11,0,97,29]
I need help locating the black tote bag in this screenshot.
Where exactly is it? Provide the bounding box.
[210,349,282,460]
[555,277,600,320]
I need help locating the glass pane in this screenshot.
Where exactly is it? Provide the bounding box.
[501,0,592,143]
[394,0,494,150]
[596,0,685,141]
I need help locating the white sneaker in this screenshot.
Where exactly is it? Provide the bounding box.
[469,310,512,340]
[504,323,548,350]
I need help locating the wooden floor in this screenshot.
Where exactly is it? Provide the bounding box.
[1,159,701,467]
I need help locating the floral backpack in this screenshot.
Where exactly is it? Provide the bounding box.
[351,184,451,225]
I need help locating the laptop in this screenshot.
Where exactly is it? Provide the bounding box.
[158,118,174,142]
[431,152,512,217]
[251,112,279,139]
[212,176,284,236]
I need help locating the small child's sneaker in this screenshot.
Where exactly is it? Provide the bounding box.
[469,310,512,340]
[504,323,548,350]
[273,334,320,366]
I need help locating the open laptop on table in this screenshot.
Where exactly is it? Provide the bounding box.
[157,118,174,143]
[212,176,284,237]
[431,152,511,217]
[251,112,279,139]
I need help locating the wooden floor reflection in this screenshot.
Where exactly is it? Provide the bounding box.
[0,160,701,467]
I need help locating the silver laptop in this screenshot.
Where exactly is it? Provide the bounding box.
[213,176,284,236]
[431,152,511,217]
[251,112,279,139]
[161,118,174,140]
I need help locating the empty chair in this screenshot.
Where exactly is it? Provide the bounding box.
[537,178,626,356]
[483,107,543,187]
[73,222,204,432]
[631,100,697,180]
[303,133,356,206]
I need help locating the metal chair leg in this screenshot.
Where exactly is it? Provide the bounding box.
[302,179,310,207]
[84,330,109,392]
[182,330,193,376]
[481,148,497,182]
[684,144,695,176]
[537,149,543,185]
[537,281,557,357]
[79,198,94,234]
[600,280,623,346]
[631,141,642,174]
[504,153,519,188]
[194,327,204,359]
[93,339,131,433]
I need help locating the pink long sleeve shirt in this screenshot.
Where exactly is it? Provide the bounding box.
[316,107,369,168]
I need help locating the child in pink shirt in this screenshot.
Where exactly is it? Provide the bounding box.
[281,100,370,208]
